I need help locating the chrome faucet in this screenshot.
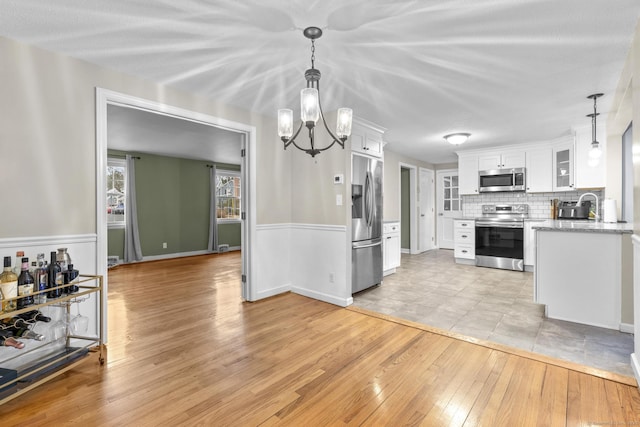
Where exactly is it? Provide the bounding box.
[576,192,599,221]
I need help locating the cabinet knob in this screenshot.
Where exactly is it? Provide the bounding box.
[462,235,467,238]
[462,250,468,253]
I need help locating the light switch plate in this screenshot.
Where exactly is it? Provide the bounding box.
[336,194,343,206]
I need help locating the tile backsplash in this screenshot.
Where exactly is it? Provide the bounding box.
[462,190,603,219]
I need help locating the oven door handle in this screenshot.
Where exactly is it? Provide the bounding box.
[475,221,523,228]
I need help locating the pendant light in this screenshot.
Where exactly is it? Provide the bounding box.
[586,93,603,167]
[277,27,353,157]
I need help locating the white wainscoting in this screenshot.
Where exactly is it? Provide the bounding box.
[0,234,101,367]
[290,224,351,307]
[631,234,640,385]
[255,224,352,307]
[254,224,292,300]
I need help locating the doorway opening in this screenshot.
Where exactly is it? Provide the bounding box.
[436,169,460,250]
[96,88,256,341]
[399,164,418,254]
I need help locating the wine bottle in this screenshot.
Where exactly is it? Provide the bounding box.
[0,336,25,349]
[12,328,45,341]
[13,251,24,276]
[16,310,51,323]
[63,264,80,294]
[33,253,48,304]
[9,318,31,329]
[0,256,18,313]
[47,251,63,299]
[17,257,35,309]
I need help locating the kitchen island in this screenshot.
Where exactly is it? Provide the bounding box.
[533,220,633,330]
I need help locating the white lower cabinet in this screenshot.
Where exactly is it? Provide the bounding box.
[454,219,475,263]
[524,220,550,270]
[383,222,401,275]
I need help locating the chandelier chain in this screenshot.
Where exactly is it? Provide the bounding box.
[310,39,315,68]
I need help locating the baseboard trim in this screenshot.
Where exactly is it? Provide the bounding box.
[291,286,353,307]
[255,285,290,300]
[142,250,210,262]
[631,353,640,388]
[620,323,635,334]
[383,268,396,276]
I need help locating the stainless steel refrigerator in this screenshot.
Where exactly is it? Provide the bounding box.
[351,154,383,293]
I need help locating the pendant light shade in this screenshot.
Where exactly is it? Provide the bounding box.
[336,108,353,139]
[300,88,319,124]
[277,109,293,139]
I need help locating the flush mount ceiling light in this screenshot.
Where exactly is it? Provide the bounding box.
[586,93,603,167]
[277,26,353,158]
[443,133,471,145]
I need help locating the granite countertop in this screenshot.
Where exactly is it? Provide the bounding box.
[532,219,633,234]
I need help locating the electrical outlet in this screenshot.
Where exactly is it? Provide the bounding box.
[162,242,167,249]
[329,273,335,283]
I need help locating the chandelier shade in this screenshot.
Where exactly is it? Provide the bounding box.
[277,27,352,157]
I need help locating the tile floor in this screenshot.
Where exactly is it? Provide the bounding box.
[352,249,635,377]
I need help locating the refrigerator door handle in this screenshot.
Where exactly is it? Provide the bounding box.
[365,170,374,228]
[352,240,382,249]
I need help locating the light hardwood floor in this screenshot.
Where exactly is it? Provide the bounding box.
[0,252,639,426]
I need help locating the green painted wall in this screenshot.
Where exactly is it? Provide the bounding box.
[218,222,241,247]
[107,150,241,260]
[400,168,410,249]
[108,228,125,258]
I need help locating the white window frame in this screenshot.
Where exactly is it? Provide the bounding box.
[107,157,126,229]
[216,169,241,223]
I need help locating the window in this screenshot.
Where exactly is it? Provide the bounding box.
[442,174,460,212]
[216,171,241,220]
[107,158,126,227]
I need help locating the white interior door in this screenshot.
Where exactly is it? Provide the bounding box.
[419,168,435,252]
[436,170,461,249]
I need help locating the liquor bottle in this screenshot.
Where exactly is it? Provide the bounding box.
[17,257,35,309]
[16,310,51,323]
[33,253,48,304]
[0,256,18,312]
[13,251,24,276]
[63,264,79,294]
[47,251,63,299]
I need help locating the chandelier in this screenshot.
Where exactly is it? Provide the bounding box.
[277,27,353,157]
[586,93,603,166]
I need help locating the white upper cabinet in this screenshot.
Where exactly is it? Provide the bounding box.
[525,147,552,193]
[458,155,479,195]
[552,141,574,191]
[350,118,386,158]
[478,151,525,170]
[574,125,606,189]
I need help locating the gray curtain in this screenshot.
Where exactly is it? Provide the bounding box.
[208,165,219,252]
[124,155,143,262]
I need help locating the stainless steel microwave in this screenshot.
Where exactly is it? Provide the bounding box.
[478,168,525,193]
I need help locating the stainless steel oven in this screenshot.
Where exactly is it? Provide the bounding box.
[475,204,527,271]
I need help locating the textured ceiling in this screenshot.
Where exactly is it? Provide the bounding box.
[1,0,639,163]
